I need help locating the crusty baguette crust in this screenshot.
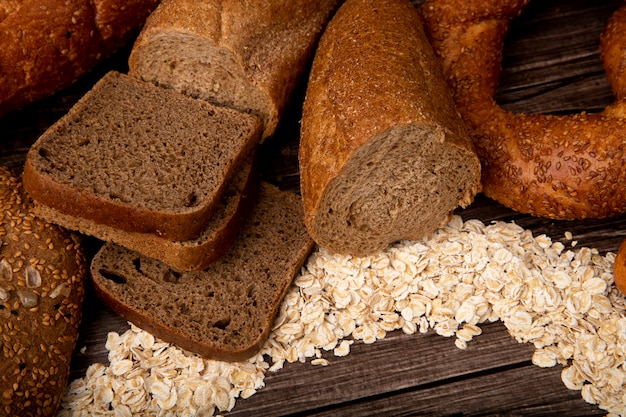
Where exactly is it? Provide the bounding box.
[0,167,87,416]
[128,0,341,139]
[0,0,160,116]
[299,0,481,256]
[420,0,626,220]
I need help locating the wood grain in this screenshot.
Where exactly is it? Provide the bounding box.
[1,0,624,415]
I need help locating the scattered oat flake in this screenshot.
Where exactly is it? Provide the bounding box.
[59,215,626,416]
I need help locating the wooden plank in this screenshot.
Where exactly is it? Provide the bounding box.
[226,322,605,416]
[299,365,604,417]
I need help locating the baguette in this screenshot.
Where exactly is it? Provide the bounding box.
[0,167,87,416]
[128,0,341,139]
[0,0,160,116]
[299,0,481,256]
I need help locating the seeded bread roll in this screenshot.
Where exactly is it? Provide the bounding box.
[23,71,262,242]
[128,0,341,139]
[33,157,259,271]
[299,0,482,256]
[0,0,160,116]
[90,183,314,361]
[0,167,87,416]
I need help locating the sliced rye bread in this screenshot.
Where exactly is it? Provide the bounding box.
[23,70,262,242]
[32,157,259,271]
[89,182,315,361]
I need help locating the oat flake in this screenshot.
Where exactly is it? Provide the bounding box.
[59,216,626,416]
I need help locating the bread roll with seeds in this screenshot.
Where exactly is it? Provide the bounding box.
[0,167,87,416]
[420,0,626,219]
[299,0,481,256]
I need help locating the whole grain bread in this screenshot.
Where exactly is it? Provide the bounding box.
[23,71,262,242]
[0,0,160,116]
[299,0,482,256]
[34,157,259,272]
[128,0,341,139]
[0,166,87,416]
[90,182,314,361]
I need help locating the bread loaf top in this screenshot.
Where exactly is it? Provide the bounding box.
[0,166,87,416]
[90,182,314,361]
[128,0,341,139]
[23,71,262,241]
[299,0,481,256]
[0,0,160,116]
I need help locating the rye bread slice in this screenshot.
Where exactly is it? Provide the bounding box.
[90,182,314,361]
[23,70,262,241]
[32,157,259,271]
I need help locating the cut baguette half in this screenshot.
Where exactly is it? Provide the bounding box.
[299,0,481,256]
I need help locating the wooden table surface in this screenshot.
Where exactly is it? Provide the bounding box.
[2,0,626,415]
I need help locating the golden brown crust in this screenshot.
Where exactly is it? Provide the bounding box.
[420,0,626,220]
[0,0,159,116]
[0,166,87,416]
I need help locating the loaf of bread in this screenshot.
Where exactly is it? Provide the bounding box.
[0,0,160,117]
[0,167,87,416]
[299,0,482,256]
[90,182,314,361]
[33,157,259,271]
[128,0,341,139]
[23,71,262,242]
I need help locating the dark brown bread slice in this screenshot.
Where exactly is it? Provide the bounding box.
[23,70,262,241]
[128,0,341,139]
[0,166,87,417]
[32,157,259,272]
[90,182,314,361]
[299,0,482,256]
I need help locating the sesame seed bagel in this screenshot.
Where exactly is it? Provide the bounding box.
[420,0,626,220]
[0,167,87,416]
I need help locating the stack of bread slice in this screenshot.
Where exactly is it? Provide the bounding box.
[22,0,342,361]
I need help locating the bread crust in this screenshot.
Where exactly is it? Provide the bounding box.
[614,238,626,294]
[0,0,159,116]
[299,0,481,256]
[0,167,87,416]
[128,0,341,139]
[420,0,626,220]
